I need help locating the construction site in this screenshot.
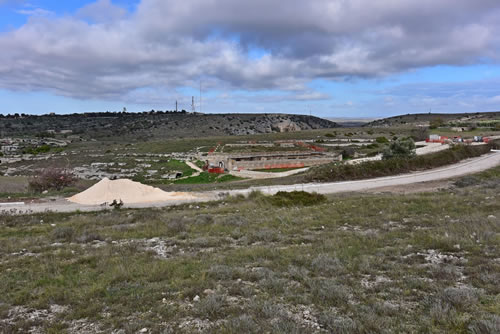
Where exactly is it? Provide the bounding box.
[199,140,342,174]
[205,150,342,172]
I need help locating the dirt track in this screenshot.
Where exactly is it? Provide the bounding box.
[2,151,499,214]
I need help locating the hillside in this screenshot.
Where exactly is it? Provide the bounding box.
[365,111,500,127]
[0,112,339,140]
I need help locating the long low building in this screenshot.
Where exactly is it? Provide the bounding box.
[206,151,342,171]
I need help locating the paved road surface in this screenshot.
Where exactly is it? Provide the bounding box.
[2,151,499,214]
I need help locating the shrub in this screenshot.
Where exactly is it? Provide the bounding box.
[318,313,358,334]
[341,147,356,159]
[311,254,344,275]
[222,315,260,333]
[267,191,327,207]
[311,279,350,306]
[375,136,389,144]
[441,286,480,310]
[28,168,77,193]
[469,316,500,334]
[454,175,480,188]
[51,226,75,242]
[430,118,445,129]
[196,293,226,319]
[382,137,416,160]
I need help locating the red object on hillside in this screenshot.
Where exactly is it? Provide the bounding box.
[426,135,449,144]
[261,163,305,170]
[297,141,325,152]
[309,145,326,152]
[208,167,225,174]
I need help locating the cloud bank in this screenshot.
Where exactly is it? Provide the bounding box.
[0,0,499,103]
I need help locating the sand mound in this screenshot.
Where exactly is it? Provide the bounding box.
[68,178,195,205]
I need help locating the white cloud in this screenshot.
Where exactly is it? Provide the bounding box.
[15,8,53,16]
[76,0,127,23]
[0,0,499,104]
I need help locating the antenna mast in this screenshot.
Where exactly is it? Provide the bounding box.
[200,80,202,114]
[192,96,196,113]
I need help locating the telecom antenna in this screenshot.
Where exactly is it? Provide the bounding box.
[192,96,196,113]
[176,100,178,113]
[200,80,202,114]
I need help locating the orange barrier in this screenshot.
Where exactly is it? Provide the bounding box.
[254,163,305,170]
[208,167,225,174]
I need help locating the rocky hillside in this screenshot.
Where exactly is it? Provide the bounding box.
[0,112,339,139]
[365,112,500,127]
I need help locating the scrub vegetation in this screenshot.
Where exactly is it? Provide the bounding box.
[306,143,493,183]
[1,166,499,333]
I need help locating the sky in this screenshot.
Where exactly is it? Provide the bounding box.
[0,0,500,118]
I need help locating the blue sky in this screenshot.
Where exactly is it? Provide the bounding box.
[0,0,499,118]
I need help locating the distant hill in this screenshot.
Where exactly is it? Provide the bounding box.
[0,112,339,139]
[326,117,377,127]
[365,112,500,127]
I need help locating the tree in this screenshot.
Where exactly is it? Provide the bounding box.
[28,168,77,193]
[429,118,444,129]
[382,138,416,160]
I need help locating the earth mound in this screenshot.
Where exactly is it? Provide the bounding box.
[68,178,194,205]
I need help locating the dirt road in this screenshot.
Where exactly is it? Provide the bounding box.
[2,151,499,214]
[231,150,500,196]
[229,167,309,179]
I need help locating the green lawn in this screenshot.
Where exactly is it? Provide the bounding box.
[174,172,244,184]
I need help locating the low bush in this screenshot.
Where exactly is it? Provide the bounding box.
[469,316,500,334]
[267,191,327,207]
[195,293,226,320]
[375,136,389,144]
[454,175,481,188]
[51,226,75,242]
[382,137,416,160]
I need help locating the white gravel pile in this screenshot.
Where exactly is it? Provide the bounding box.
[68,178,195,205]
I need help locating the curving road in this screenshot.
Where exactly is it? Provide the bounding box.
[2,151,499,214]
[230,150,500,196]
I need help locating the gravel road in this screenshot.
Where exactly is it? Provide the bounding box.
[232,150,500,196]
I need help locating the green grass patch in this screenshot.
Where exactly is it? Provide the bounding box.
[174,172,244,184]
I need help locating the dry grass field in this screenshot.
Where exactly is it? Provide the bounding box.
[1,167,499,333]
